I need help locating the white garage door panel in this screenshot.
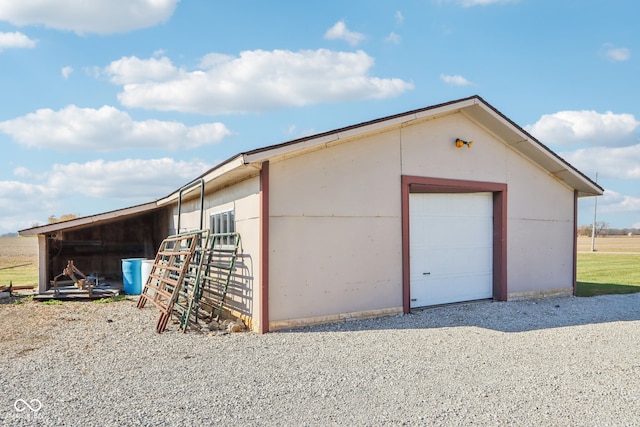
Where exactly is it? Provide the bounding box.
[410,192,493,308]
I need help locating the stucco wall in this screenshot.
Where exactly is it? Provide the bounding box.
[505,150,575,296]
[268,131,403,321]
[401,113,575,296]
[269,111,576,323]
[170,177,262,329]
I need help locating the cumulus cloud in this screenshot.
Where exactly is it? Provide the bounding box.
[0,180,57,232]
[603,45,631,62]
[61,66,73,79]
[395,11,405,24]
[0,157,214,233]
[0,31,36,49]
[597,189,640,214]
[560,144,640,180]
[0,105,231,151]
[46,158,212,199]
[440,73,472,86]
[525,110,640,147]
[324,21,365,46]
[103,50,414,115]
[0,0,179,34]
[105,56,178,85]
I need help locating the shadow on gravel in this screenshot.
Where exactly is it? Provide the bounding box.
[278,294,640,334]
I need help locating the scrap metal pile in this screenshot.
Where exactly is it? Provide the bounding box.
[136,230,241,333]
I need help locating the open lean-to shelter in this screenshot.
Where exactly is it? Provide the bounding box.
[20,96,603,332]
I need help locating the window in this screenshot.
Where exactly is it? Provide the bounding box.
[210,210,235,245]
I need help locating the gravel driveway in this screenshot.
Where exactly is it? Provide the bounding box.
[2,293,640,426]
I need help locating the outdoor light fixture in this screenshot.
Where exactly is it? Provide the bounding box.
[455,138,473,148]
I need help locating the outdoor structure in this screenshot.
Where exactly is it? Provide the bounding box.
[20,96,603,332]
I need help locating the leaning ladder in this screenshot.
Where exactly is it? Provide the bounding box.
[176,232,241,332]
[136,230,208,333]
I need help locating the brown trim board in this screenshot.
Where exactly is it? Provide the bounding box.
[573,190,578,295]
[401,176,508,314]
[259,161,270,333]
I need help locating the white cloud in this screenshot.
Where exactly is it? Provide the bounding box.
[385,32,401,45]
[603,45,631,62]
[597,189,640,215]
[560,144,640,180]
[0,180,55,217]
[395,11,405,25]
[105,50,414,115]
[105,56,178,85]
[0,0,178,34]
[0,105,231,151]
[46,158,212,199]
[61,66,73,79]
[0,31,36,49]
[525,110,640,147]
[324,21,365,46]
[440,73,472,86]
[0,157,214,233]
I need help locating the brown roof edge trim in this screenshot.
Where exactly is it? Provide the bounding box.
[18,201,161,236]
[242,95,481,158]
[475,95,603,194]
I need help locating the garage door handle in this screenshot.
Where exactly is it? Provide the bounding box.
[423,272,431,275]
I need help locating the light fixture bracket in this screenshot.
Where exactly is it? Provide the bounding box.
[455,138,473,148]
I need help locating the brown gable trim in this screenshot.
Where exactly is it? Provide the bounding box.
[243,96,480,158]
[401,175,508,313]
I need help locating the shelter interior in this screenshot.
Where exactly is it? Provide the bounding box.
[45,210,169,287]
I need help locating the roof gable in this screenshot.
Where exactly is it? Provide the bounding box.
[20,95,602,236]
[208,95,602,198]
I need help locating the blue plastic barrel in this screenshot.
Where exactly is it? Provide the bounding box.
[122,258,145,294]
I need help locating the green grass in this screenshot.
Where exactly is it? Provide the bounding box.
[93,295,130,304]
[0,267,38,288]
[576,253,640,297]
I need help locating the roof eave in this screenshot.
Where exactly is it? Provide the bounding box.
[18,201,161,236]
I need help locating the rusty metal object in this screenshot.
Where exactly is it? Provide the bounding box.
[52,260,95,297]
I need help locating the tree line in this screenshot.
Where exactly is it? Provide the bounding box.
[577,222,639,237]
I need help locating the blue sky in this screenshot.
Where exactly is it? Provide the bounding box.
[0,0,639,234]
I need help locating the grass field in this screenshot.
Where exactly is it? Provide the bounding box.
[0,236,38,288]
[576,236,640,297]
[0,236,638,295]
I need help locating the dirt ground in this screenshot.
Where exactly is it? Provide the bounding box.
[0,297,143,358]
[1,235,637,355]
[0,237,38,267]
[577,235,640,252]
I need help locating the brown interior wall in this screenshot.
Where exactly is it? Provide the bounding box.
[47,210,169,285]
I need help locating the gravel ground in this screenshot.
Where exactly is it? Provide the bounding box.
[1,293,640,426]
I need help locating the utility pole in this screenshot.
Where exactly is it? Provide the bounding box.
[591,172,598,252]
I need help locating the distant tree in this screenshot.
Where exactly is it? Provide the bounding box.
[577,225,591,237]
[47,214,78,224]
[578,222,610,237]
[596,221,609,236]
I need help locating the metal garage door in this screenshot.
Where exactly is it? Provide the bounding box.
[409,192,493,307]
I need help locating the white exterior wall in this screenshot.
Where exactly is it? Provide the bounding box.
[270,111,576,324]
[400,113,575,297]
[505,151,575,297]
[269,131,403,322]
[170,177,262,330]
